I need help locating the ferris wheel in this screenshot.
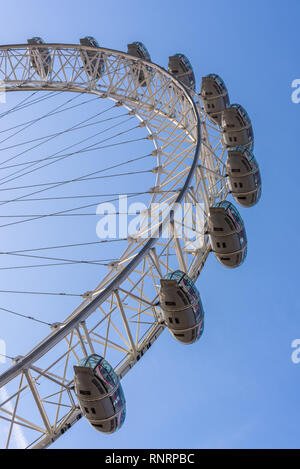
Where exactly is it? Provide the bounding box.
[0,38,261,449]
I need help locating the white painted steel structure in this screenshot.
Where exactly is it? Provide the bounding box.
[0,43,228,448]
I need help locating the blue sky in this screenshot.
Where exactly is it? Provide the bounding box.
[0,0,299,449]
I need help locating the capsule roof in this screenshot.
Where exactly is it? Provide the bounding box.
[168,53,196,90]
[227,146,259,173]
[28,37,45,44]
[226,146,262,207]
[173,53,193,69]
[130,41,151,61]
[214,200,244,228]
[74,354,126,433]
[80,36,100,47]
[78,354,102,369]
[204,73,228,93]
[77,354,119,386]
[165,270,200,304]
[164,270,203,318]
[161,270,204,343]
[230,104,252,125]
[209,202,248,267]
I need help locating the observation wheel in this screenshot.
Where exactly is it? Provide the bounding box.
[0,42,234,449]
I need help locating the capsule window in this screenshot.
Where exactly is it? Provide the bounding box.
[224,216,235,231]
[80,390,91,396]
[165,301,176,306]
[91,408,96,415]
[216,242,221,248]
[242,159,251,170]
[222,242,227,248]
[214,227,223,232]
[177,289,189,305]
[169,317,173,324]
[84,407,89,414]
[175,318,180,324]
[239,183,243,188]
[110,420,116,432]
[174,333,184,337]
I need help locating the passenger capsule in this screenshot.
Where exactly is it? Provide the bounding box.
[226,146,262,207]
[74,354,126,433]
[159,270,204,344]
[27,37,51,79]
[80,36,105,79]
[201,74,230,125]
[168,54,196,91]
[208,201,247,268]
[127,42,152,87]
[222,104,254,151]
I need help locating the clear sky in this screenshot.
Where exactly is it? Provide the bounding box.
[0,0,299,449]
